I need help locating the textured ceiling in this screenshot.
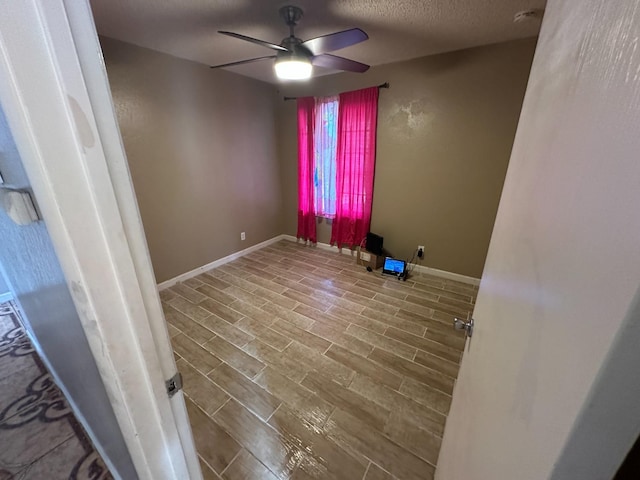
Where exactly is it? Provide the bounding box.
[90,0,546,84]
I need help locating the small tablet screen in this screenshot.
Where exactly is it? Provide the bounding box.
[382,257,406,276]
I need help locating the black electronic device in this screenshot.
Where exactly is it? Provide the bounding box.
[365,232,384,256]
[382,257,407,279]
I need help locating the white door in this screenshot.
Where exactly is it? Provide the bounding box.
[437,1,640,479]
[0,1,199,478]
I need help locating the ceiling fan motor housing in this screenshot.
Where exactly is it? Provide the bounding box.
[278,36,312,61]
[280,5,304,27]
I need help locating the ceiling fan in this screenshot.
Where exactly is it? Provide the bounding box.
[210,5,370,80]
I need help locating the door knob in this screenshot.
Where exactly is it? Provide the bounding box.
[453,317,474,338]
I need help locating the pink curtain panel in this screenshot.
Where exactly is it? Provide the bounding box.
[330,86,379,248]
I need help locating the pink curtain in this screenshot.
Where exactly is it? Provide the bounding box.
[331,87,379,248]
[297,97,317,243]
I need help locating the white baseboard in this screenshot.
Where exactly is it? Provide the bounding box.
[12,306,117,480]
[0,292,13,304]
[157,235,287,290]
[281,234,358,259]
[158,233,480,290]
[281,235,479,286]
[410,264,480,286]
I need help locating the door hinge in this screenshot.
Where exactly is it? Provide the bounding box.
[453,317,474,338]
[165,372,183,398]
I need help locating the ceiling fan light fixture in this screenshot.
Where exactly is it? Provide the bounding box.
[213,6,370,79]
[274,56,312,80]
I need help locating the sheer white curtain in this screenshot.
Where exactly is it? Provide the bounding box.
[313,95,339,217]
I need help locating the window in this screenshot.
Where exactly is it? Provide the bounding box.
[312,96,338,217]
[297,87,379,247]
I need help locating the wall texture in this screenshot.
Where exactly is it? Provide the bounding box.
[0,270,9,296]
[277,38,537,278]
[101,37,282,283]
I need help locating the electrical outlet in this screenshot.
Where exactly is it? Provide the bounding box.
[417,245,425,258]
[240,232,246,241]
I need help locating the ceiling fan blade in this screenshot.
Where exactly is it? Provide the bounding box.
[302,28,368,55]
[210,55,276,69]
[312,54,370,73]
[219,31,288,52]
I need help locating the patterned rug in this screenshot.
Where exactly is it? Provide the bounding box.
[0,302,112,479]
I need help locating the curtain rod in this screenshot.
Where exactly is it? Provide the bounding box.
[283,82,389,101]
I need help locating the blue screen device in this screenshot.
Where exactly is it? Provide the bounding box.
[382,257,407,278]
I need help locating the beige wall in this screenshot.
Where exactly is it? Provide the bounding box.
[277,38,537,278]
[101,37,282,283]
[102,36,535,282]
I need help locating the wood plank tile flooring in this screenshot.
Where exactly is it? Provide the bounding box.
[162,240,476,480]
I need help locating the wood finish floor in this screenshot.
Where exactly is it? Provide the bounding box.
[161,241,476,480]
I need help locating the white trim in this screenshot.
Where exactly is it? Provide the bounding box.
[62,2,200,477]
[281,234,480,286]
[0,1,195,478]
[0,292,13,303]
[281,234,358,258]
[410,264,480,286]
[11,302,120,475]
[158,235,288,290]
[18,321,120,476]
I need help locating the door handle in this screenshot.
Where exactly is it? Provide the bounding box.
[453,317,474,338]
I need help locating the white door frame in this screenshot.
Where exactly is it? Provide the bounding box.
[0,1,199,478]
